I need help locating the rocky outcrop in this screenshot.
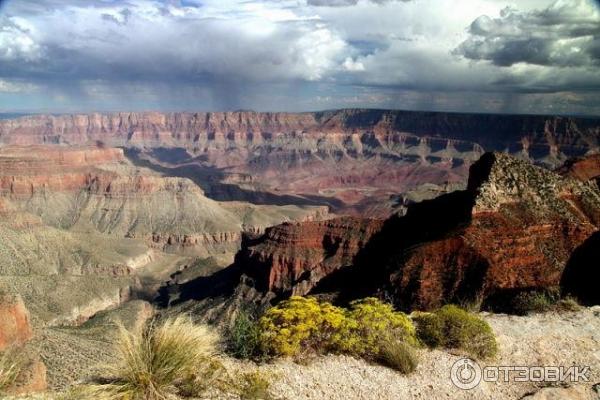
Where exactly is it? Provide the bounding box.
[376,152,600,310]
[235,218,385,296]
[177,151,600,313]
[0,294,47,395]
[0,294,33,351]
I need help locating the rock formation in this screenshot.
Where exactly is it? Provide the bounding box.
[0,294,47,395]
[2,110,599,217]
[235,217,385,296]
[0,294,33,351]
[0,145,328,326]
[169,152,600,314]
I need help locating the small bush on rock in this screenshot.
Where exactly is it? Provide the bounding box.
[414,305,497,359]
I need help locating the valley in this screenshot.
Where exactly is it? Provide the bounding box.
[0,109,599,398]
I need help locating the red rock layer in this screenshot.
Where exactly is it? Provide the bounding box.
[0,294,33,351]
[237,217,385,296]
[228,152,600,310]
[558,154,600,182]
[0,146,125,197]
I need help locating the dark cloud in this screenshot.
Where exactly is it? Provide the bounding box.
[0,0,599,115]
[456,1,600,67]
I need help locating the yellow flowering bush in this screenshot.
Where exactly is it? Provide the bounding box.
[259,296,348,357]
[258,296,417,359]
[344,297,417,356]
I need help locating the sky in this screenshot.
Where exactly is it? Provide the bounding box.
[0,0,599,115]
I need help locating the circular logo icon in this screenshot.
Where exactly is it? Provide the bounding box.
[450,358,482,390]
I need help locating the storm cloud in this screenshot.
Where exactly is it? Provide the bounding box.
[0,0,599,115]
[457,0,600,67]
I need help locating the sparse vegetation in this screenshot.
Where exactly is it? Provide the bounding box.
[0,348,21,394]
[227,308,262,360]
[508,289,581,315]
[414,305,497,359]
[94,316,220,400]
[511,290,558,315]
[234,371,275,400]
[376,339,418,374]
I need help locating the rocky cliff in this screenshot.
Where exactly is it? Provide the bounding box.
[170,152,600,314]
[234,217,384,297]
[3,110,599,217]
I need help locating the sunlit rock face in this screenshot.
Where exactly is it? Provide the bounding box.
[2,109,598,217]
[181,152,600,315]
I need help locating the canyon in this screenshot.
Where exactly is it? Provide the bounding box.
[165,151,600,316]
[2,110,599,217]
[1,109,600,394]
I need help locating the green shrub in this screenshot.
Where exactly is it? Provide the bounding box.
[259,296,347,357]
[228,309,262,360]
[234,371,274,400]
[511,290,557,315]
[414,305,497,359]
[377,339,418,374]
[95,316,220,400]
[412,312,445,348]
[343,298,417,356]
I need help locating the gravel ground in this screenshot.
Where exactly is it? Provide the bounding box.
[9,306,600,400]
[253,307,600,400]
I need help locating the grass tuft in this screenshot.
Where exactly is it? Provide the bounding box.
[377,339,418,375]
[98,315,219,400]
[0,348,21,394]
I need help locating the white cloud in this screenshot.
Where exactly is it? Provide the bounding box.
[0,79,38,93]
[0,0,599,114]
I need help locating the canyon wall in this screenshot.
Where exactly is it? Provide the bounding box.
[184,152,600,313]
[3,110,598,217]
[1,110,598,160]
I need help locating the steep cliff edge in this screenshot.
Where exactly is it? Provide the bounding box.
[165,152,600,316]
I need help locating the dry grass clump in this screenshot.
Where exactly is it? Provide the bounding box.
[376,339,418,375]
[0,348,21,394]
[95,315,220,400]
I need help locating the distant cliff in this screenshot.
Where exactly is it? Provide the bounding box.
[1,109,598,160]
